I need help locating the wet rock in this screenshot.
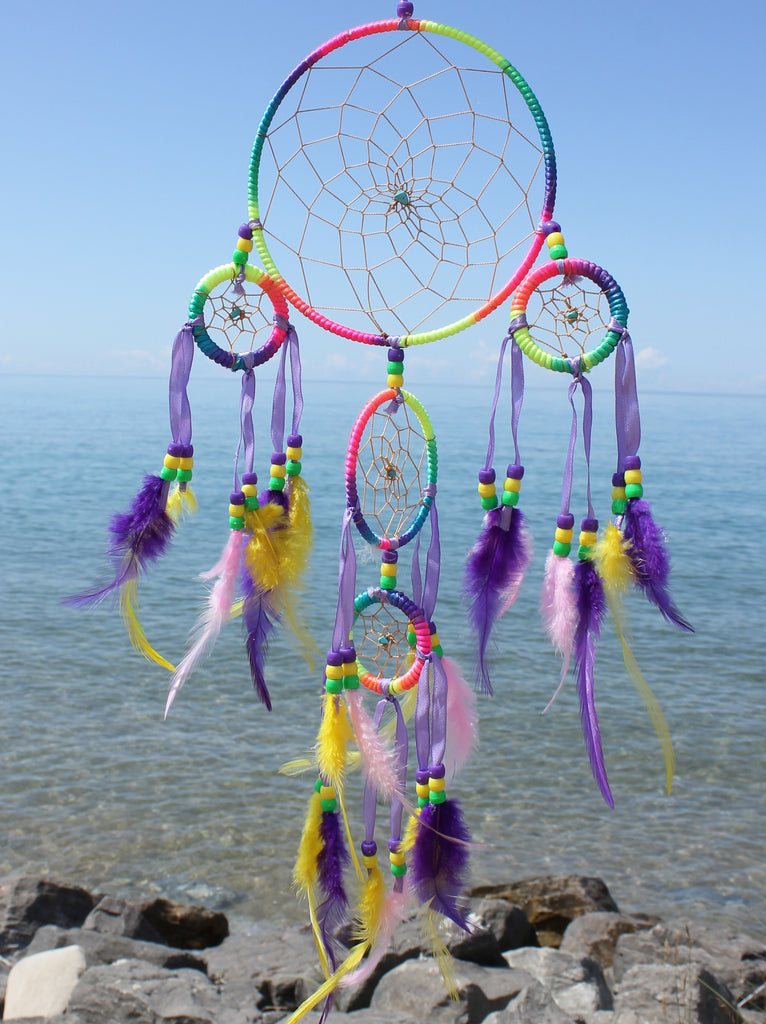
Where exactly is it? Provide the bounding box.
[0,875,97,955]
[469,876,619,948]
[83,894,164,943]
[138,897,229,950]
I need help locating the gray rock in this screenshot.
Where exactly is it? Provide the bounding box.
[0,875,97,955]
[138,897,229,950]
[483,980,579,1023]
[503,946,612,1017]
[3,944,86,1020]
[370,957,533,1023]
[469,876,619,948]
[612,961,742,1024]
[613,919,766,1009]
[19,924,207,974]
[472,900,539,952]
[560,912,656,970]
[83,895,164,943]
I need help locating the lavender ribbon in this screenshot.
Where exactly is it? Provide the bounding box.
[389,696,408,844]
[270,321,303,452]
[562,373,595,518]
[614,329,641,469]
[414,654,431,772]
[331,509,357,652]
[168,316,199,446]
[484,332,524,470]
[429,653,448,767]
[233,370,256,489]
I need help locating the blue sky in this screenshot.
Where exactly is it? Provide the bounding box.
[2,0,763,393]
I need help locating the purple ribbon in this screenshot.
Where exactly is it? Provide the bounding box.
[410,504,441,622]
[389,696,409,846]
[562,373,594,518]
[168,317,199,446]
[331,509,357,651]
[414,655,431,772]
[429,653,448,767]
[614,329,641,469]
[233,370,256,489]
[484,332,523,470]
[270,321,304,452]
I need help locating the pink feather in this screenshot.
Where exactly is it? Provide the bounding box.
[540,551,577,713]
[341,886,409,988]
[345,690,401,803]
[443,657,478,780]
[164,529,246,718]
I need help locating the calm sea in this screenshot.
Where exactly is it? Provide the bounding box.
[1,370,764,937]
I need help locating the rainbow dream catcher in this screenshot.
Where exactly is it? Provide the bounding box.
[68,2,692,1015]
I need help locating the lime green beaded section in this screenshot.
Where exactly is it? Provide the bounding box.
[187,262,271,320]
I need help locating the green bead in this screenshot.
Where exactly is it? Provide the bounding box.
[432,644,444,658]
[612,499,627,515]
[176,469,192,482]
[232,250,248,265]
[625,483,644,499]
[343,675,360,690]
[314,777,322,793]
[387,361,402,374]
[325,678,343,694]
[285,460,301,476]
[429,790,447,805]
[480,496,499,510]
[501,490,519,506]
[269,477,285,491]
[229,517,245,530]
[549,244,568,259]
[577,544,592,560]
[418,796,429,808]
[244,496,259,510]
[390,863,407,877]
[406,630,416,647]
[160,466,177,481]
[321,799,337,813]
[380,576,396,590]
[552,540,571,558]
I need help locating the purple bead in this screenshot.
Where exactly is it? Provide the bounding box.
[429,621,438,635]
[415,769,430,785]
[242,472,258,485]
[397,1,414,17]
[238,223,253,239]
[581,517,598,532]
[388,837,401,853]
[612,472,625,487]
[339,644,356,661]
[381,550,398,564]
[542,220,561,236]
[478,468,496,484]
[556,513,575,529]
[271,452,286,465]
[181,444,193,458]
[229,490,245,504]
[429,763,445,779]
[326,651,343,667]
[361,840,377,857]
[388,347,404,362]
[287,434,302,448]
[506,463,524,480]
[624,455,641,470]
[167,442,184,457]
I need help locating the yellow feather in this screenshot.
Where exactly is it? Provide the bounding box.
[281,941,369,1024]
[352,860,386,946]
[426,911,459,1000]
[286,475,313,582]
[166,484,197,523]
[595,524,674,794]
[293,790,324,895]
[119,580,175,672]
[279,757,315,777]
[244,506,283,592]
[401,812,420,853]
[317,693,353,785]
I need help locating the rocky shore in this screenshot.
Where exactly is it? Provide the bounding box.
[1,872,764,1024]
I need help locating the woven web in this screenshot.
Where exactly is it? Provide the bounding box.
[357,403,428,541]
[258,32,544,336]
[204,279,273,354]
[524,278,612,359]
[355,601,413,681]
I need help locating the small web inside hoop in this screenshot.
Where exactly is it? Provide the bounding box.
[257,30,546,338]
[355,601,413,682]
[524,277,613,361]
[356,403,428,541]
[203,278,275,356]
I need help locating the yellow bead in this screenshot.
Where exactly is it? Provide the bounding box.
[380,562,397,577]
[546,231,565,248]
[387,374,404,388]
[478,483,496,498]
[286,446,302,460]
[236,238,253,252]
[342,661,356,674]
[503,477,521,493]
[624,469,642,484]
[178,457,193,470]
[320,785,336,801]
[270,464,286,478]
[430,633,440,648]
[228,503,244,518]
[579,531,598,547]
[389,850,406,866]
[611,487,626,500]
[325,664,343,680]
[163,454,180,469]
[555,527,573,543]
[242,484,257,497]
[416,783,430,800]
[429,777,446,793]
[362,854,377,869]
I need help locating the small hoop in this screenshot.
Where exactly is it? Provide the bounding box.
[353,587,431,695]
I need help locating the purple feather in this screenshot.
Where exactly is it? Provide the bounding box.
[411,799,471,929]
[316,810,350,970]
[259,487,290,513]
[463,505,531,695]
[240,570,277,711]
[622,499,692,632]
[573,559,613,808]
[65,474,174,606]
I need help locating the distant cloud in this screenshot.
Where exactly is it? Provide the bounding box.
[635,346,669,371]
